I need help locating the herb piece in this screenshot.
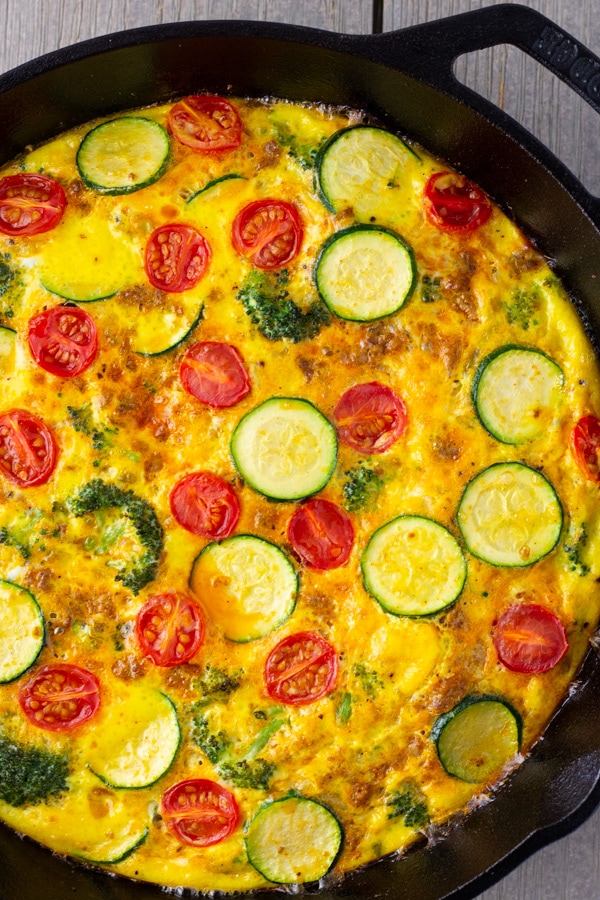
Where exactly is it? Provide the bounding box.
[564,522,591,576]
[386,782,430,828]
[353,663,383,700]
[335,691,353,724]
[342,465,384,512]
[0,734,70,807]
[421,274,442,303]
[237,270,329,343]
[272,123,324,170]
[505,286,541,330]
[243,718,286,760]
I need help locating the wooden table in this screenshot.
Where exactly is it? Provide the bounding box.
[0,2,598,898]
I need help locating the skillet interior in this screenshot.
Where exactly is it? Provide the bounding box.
[1,14,600,900]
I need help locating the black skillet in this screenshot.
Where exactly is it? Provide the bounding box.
[1,5,600,899]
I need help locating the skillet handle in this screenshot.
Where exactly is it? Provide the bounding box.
[378,3,600,116]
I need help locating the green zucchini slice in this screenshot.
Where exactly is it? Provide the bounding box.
[87,689,180,789]
[317,125,419,215]
[432,695,522,783]
[0,326,16,374]
[245,796,342,884]
[131,302,203,356]
[361,516,466,616]
[186,173,245,203]
[77,117,170,194]
[457,462,563,567]
[189,535,297,642]
[473,345,564,444]
[75,826,149,865]
[315,225,416,322]
[0,580,44,683]
[231,397,337,500]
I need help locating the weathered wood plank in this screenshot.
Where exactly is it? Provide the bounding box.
[0,0,372,74]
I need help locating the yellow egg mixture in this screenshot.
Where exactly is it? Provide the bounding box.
[0,96,598,893]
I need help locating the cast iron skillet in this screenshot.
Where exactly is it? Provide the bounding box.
[1,5,600,899]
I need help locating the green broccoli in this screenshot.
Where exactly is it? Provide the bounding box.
[0,734,70,807]
[190,710,230,765]
[271,123,324,170]
[334,691,353,724]
[0,508,43,560]
[505,286,541,330]
[68,480,163,594]
[342,465,384,512]
[193,665,243,702]
[0,256,23,319]
[217,759,275,791]
[420,274,442,303]
[237,270,330,343]
[386,782,430,829]
[67,404,139,461]
[564,522,591,576]
[353,662,383,699]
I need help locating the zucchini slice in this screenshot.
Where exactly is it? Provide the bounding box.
[315,225,416,322]
[317,125,418,215]
[40,209,136,302]
[0,326,16,374]
[473,345,564,444]
[87,689,180,789]
[186,173,245,203]
[361,516,466,617]
[75,826,148,865]
[77,117,170,194]
[231,397,337,500]
[189,535,297,642]
[0,580,44,683]
[457,462,563,567]
[245,796,342,884]
[432,695,522,783]
[131,302,203,356]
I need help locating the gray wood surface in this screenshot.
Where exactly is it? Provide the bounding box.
[0,2,598,899]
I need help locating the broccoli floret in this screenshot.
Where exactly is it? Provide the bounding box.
[237,270,330,343]
[0,256,22,319]
[68,480,163,594]
[386,783,430,829]
[0,734,70,807]
[190,710,230,765]
[505,286,541,330]
[271,123,324,170]
[353,662,383,699]
[0,508,44,560]
[218,758,275,791]
[420,274,442,303]
[342,465,384,512]
[193,665,243,702]
[67,405,138,461]
[564,523,591,576]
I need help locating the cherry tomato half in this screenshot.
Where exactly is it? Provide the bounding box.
[145,224,211,293]
[0,173,66,237]
[180,341,250,408]
[28,305,98,378]
[572,414,600,483]
[0,409,57,487]
[135,592,206,667]
[265,631,338,706]
[161,778,239,847]
[288,499,354,570]
[232,199,303,269]
[19,664,101,731]
[493,603,568,674]
[168,95,242,153]
[170,472,240,539]
[424,171,492,232]
[333,381,407,454]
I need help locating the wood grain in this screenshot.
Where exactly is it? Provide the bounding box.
[0,2,599,900]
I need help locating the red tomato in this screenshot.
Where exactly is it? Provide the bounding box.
[28,305,98,378]
[19,664,100,731]
[494,604,568,674]
[180,341,250,408]
[145,224,211,293]
[0,173,66,237]
[265,631,338,705]
[572,415,600,483]
[287,499,354,570]
[232,199,303,269]
[333,381,407,454]
[0,409,57,487]
[161,779,239,847]
[168,95,242,152]
[170,472,240,539]
[424,171,492,232]
[135,592,205,667]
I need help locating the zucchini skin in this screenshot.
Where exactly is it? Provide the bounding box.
[0,580,45,684]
